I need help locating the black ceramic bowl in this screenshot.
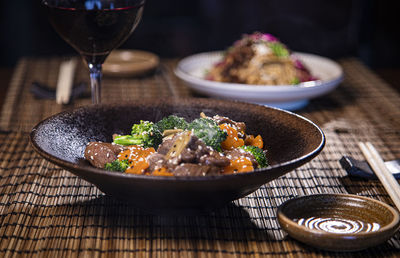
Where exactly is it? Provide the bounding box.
[30,98,325,212]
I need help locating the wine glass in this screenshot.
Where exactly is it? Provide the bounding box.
[42,0,146,104]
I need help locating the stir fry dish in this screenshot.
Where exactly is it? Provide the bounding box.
[84,113,268,176]
[206,32,317,85]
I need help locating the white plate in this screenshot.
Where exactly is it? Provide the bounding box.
[174,51,343,110]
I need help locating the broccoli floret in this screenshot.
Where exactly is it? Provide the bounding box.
[113,120,162,148]
[269,42,289,57]
[291,77,301,85]
[104,159,129,172]
[240,145,268,168]
[155,115,188,133]
[188,118,227,151]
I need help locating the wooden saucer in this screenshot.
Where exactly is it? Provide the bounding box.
[103,50,159,77]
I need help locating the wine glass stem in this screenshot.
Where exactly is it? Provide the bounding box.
[88,63,102,104]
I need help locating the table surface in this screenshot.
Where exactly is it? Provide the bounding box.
[1,64,400,109]
[0,56,400,257]
[0,67,12,108]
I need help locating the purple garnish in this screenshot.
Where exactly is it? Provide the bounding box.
[248,32,278,42]
[293,58,305,69]
[261,33,278,42]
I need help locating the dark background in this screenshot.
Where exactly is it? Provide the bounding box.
[0,0,399,69]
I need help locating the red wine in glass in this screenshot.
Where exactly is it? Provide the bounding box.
[42,0,145,104]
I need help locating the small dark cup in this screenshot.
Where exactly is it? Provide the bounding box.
[277,194,400,251]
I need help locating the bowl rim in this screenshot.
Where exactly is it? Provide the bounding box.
[29,98,326,182]
[277,193,400,237]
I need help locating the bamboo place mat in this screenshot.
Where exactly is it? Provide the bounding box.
[1,56,400,257]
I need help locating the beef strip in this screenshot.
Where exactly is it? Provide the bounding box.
[156,136,175,155]
[146,152,166,172]
[212,115,246,133]
[199,151,230,167]
[173,163,221,176]
[224,148,258,168]
[84,142,125,168]
[147,131,230,176]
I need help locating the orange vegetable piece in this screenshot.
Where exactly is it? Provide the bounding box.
[125,161,149,174]
[219,123,244,150]
[152,167,174,176]
[245,135,263,149]
[223,157,254,174]
[118,145,155,174]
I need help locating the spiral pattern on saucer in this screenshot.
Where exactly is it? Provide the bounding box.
[297,217,381,234]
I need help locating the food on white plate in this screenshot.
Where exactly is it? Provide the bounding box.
[84,113,268,176]
[206,32,317,85]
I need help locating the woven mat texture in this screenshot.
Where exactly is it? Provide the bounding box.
[0,57,400,257]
